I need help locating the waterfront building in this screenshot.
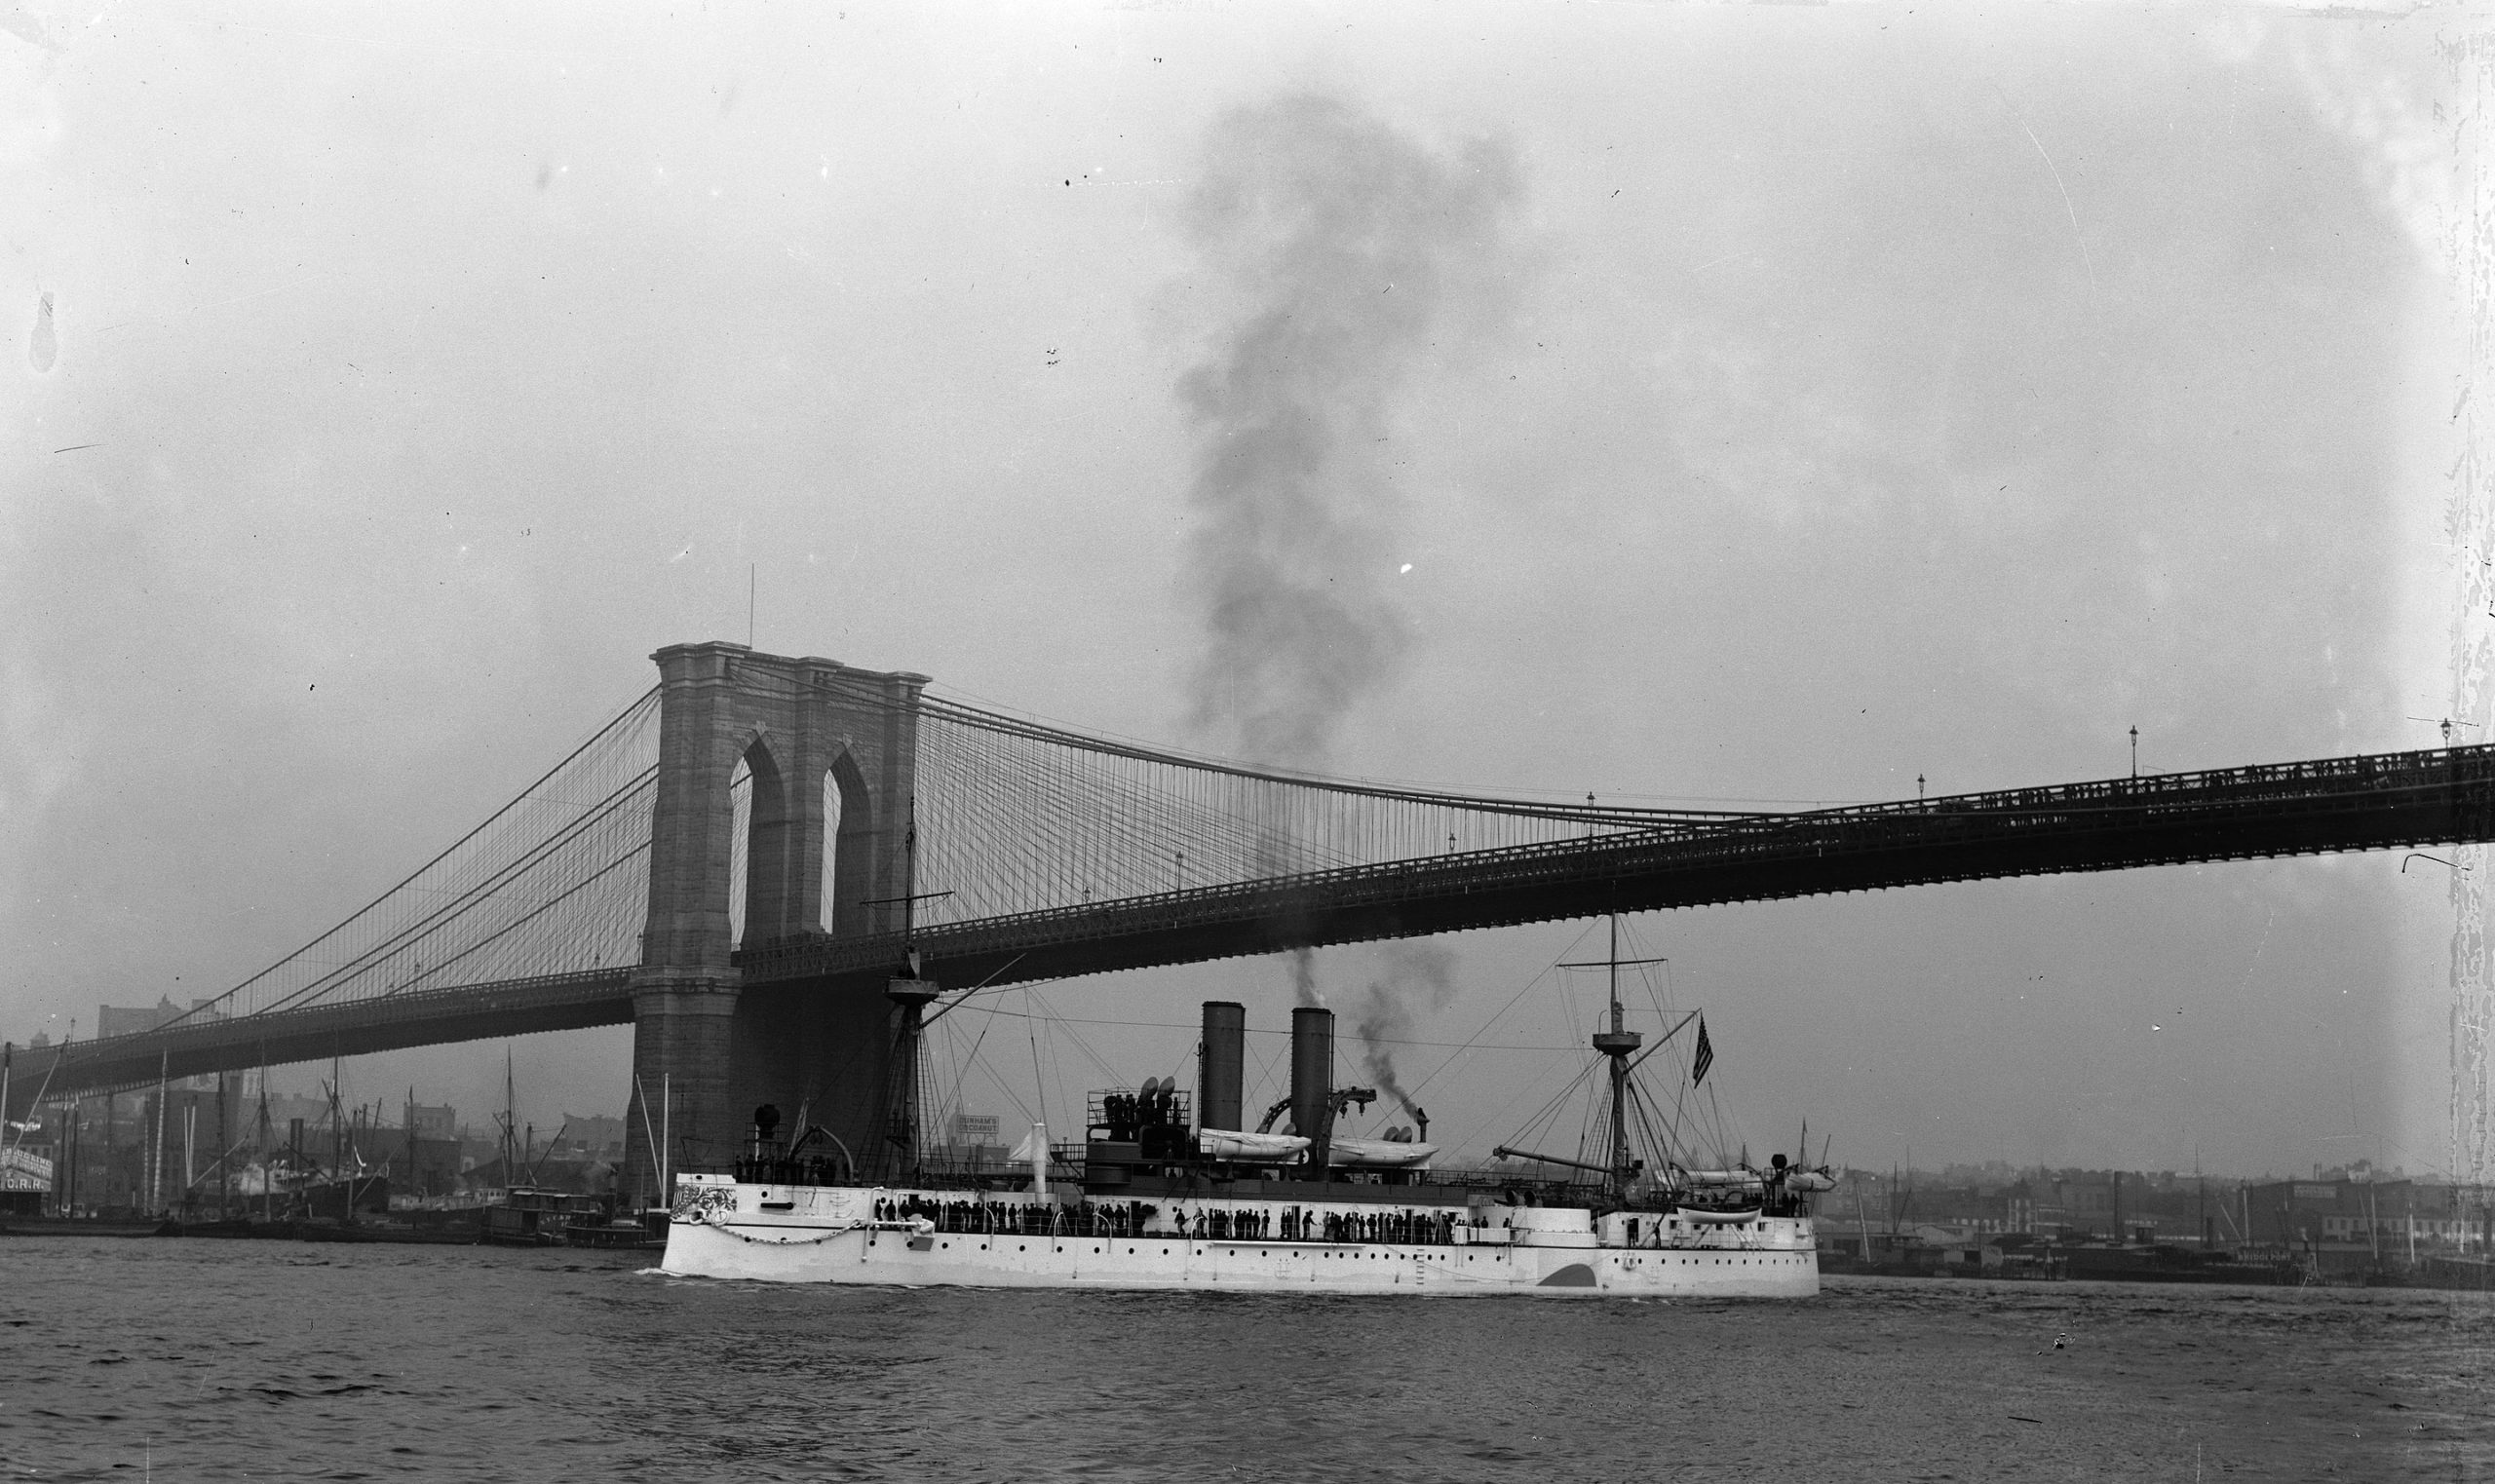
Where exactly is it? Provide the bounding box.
[2243,1176,2493,1257]
[0,1145,52,1216]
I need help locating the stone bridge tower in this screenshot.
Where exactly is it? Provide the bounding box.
[625,642,927,1205]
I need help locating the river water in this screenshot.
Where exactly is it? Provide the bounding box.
[1,1237,2487,1481]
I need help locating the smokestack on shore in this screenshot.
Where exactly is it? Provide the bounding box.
[1291,1006,1335,1175]
[1200,1001,1246,1134]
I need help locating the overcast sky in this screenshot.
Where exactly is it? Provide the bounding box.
[2,3,2473,1178]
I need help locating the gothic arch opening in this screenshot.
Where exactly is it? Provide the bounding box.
[824,748,872,936]
[739,736,798,947]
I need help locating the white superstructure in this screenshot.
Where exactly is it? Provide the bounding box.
[660,1174,1820,1297]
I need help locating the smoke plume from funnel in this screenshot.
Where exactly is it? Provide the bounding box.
[1349,941,1458,1123]
[1289,946,1321,1007]
[1176,95,1521,768]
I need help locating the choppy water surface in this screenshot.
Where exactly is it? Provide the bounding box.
[1,1238,2487,1481]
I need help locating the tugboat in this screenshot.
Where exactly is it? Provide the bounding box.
[662,932,1830,1297]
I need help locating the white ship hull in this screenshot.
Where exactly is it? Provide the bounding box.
[660,1176,1821,1298]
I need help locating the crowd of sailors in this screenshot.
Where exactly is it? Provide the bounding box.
[1094,1079,1185,1139]
[1094,1079,1193,1160]
[871,1194,1463,1246]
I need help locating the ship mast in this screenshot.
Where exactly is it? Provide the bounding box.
[1591,911,1642,1200]
[502,1049,517,1191]
[867,799,951,1180]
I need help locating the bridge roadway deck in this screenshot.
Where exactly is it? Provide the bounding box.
[743,742,2495,992]
[16,742,2495,1108]
[8,969,634,1108]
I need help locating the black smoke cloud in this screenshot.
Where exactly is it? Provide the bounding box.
[1349,941,1458,1125]
[1177,94,1522,769]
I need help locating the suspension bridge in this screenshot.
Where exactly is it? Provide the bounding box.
[11,640,2495,1199]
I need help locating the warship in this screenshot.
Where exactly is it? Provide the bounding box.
[662,932,1829,1297]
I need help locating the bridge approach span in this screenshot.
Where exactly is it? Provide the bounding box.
[12,970,633,1106]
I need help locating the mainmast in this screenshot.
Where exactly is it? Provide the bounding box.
[869,799,950,1180]
[1591,912,1642,1200]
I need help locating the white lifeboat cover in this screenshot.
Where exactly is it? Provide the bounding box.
[1197,1128,1312,1161]
[1678,1168,1764,1188]
[1326,1136,1439,1168]
[1679,1206,1765,1224]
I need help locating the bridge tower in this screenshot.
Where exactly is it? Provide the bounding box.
[626,642,928,1206]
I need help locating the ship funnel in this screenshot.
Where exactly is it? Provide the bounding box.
[1200,1001,1246,1134]
[1290,1006,1335,1176]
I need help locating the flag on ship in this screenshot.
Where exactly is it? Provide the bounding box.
[1692,1016,1714,1084]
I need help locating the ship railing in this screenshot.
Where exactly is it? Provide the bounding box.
[694,1152,1091,1192]
[685,1159,1787,1231]
[867,1193,1474,1247]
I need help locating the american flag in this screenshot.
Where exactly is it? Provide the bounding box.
[1691,1016,1713,1085]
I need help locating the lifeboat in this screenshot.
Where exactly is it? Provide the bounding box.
[1326,1136,1438,1168]
[1196,1128,1312,1161]
[1676,1167,1764,1189]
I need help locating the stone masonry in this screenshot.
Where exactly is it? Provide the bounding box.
[624,642,927,1204]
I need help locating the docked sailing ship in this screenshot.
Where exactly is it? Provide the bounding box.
[662,966,1831,1297]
